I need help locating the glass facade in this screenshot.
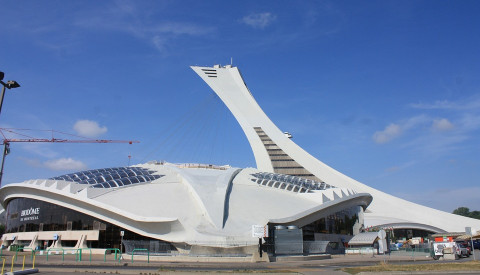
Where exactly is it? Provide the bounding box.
[5,198,155,249]
[392,228,434,241]
[262,206,363,254]
[301,206,362,240]
[50,166,162,189]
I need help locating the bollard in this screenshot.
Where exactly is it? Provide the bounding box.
[10,256,14,273]
[1,257,5,275]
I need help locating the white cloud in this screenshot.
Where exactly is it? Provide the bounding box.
[241,12,277,29]
[21,157,87,171]
[152,35,168,52]
[372,115,432,144]
[384,161,416,174]
[73,3,215,54]
[432,118,454,132]
[73,120,107,138]
[410,95,480,110]
[44,158,87,171]
[372,123,401,144]
[459,114,480,131]
[402,115,430,129]
[19,157,43,168]
[19,143,58,158]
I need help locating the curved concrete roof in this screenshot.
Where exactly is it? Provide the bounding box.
[0,162,371,247]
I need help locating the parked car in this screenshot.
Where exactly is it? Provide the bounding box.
[456,241,473,255]
[457,242,470,257]
[473,240,480,250]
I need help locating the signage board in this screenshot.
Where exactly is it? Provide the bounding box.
[466,227,472,236]
[252,225,269,238]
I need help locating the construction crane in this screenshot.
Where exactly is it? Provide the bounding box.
[0,127,139,187]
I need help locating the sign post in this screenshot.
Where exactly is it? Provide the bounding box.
[466,227,475,261]
[120,230,124,259]
[252,225,269,258]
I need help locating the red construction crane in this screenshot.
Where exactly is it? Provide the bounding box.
[0,127,139,186]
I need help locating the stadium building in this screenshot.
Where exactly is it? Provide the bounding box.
[1,64,478,256]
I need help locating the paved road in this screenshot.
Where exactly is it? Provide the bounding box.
[2,250,479,275]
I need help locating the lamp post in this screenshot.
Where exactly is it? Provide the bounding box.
[0,71,20,187]
[0,71,21,117]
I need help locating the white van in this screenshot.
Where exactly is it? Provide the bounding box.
[432,242,461,260]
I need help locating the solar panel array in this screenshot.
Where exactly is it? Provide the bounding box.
[250,172,332,192]
[50,167,162,189]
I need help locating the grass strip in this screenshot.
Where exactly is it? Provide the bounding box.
[342,260,480,274]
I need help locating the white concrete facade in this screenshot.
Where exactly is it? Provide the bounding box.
[191,64,480,233]
[0,162,371,249]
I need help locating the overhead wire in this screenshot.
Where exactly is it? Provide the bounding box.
[139,92,219,164]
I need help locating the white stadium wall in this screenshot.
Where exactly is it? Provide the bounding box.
[191,64,480,233]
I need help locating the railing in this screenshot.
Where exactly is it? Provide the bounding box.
[46,248,65,261]
[104,248,122,262]
[76,248,92,262]
[123,240,175,256]
[15,247,35,261]
[173,163,229,170]
[131,248,149,263]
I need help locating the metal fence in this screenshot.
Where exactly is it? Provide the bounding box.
[303,241,330,254]
[122,240,176,256]
[122,240,341,257]
[264,241,339,256]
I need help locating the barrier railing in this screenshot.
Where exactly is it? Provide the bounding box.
[104,248,122,262]
[15,247,35,261]
[76,248,92,262]
[46,248,65,261]
[131,248,149,263]
[0,254,36,275]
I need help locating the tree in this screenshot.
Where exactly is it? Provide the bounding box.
[452,207,480,220]
[469,211,480,220]
[453,207,470,217]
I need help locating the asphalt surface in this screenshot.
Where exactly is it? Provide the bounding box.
[1,250,479,275]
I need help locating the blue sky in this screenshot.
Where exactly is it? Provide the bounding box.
[1,0,479,212]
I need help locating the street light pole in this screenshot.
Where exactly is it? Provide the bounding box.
[0,71,20,187]
[0,85,6,117]
[0,71,21,117]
